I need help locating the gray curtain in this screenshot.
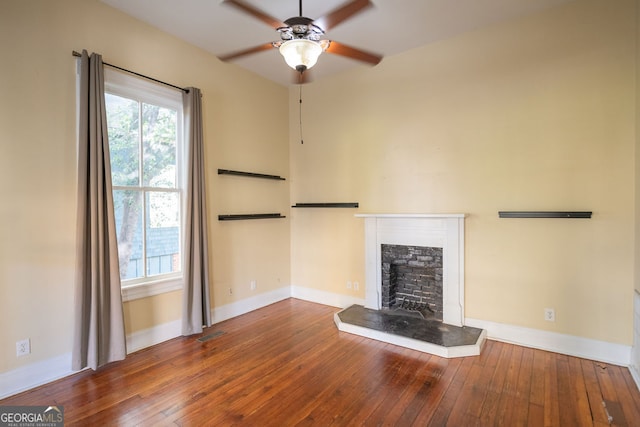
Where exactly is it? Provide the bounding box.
[72,50,127,371]
[182,87,212,335]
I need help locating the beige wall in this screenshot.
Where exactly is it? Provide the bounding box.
[636,0,640,295]
[0,0,637,378]
[0,0,289,373]
[290,0,636,345]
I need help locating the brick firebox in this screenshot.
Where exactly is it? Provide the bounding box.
[381,245,443,320]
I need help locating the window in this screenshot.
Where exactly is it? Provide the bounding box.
[104,69,184,299]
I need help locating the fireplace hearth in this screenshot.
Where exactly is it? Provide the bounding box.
[335,305,484,355]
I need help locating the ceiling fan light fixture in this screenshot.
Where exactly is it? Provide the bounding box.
[279,39,323,71]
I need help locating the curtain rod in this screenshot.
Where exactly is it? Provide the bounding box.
[72,50,189,93]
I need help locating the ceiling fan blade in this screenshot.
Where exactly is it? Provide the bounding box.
[325,41,382,66]
[313,0,373,32]
[222,0,286,29]
[218,43,275,61]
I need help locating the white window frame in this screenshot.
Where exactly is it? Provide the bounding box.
[104,68,184,302]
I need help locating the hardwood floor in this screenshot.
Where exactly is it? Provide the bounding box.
[3,298,640,426]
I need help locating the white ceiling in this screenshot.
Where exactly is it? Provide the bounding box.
[101,0,576,86]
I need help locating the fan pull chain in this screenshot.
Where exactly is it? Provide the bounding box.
[299,84,304,144]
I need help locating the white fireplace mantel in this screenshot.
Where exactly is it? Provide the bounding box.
[355,213,466,327]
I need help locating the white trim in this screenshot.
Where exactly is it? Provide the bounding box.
[466,317,632,367]
[0,318,184,399]
[127,287,294,351]
[0,288,292,399]
[122,278,182,302]
[5,287,635,399]
[291,285,365,308]
[211,287,292,324]
[630,365,640,392]
[126,318,182,354]
[631,290,640,391]
[104,67,183,109]
[0,353,74,400]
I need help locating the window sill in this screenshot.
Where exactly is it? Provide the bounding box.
[121,277,183,302]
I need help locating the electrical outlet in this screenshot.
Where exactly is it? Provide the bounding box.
[16,339,30,357]
[354,281,359,290]
[347,281,352,289]
[544,308,555,322]
[250,280,257,291]
[228,287,233,296]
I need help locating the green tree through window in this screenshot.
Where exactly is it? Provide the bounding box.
[105,91,182,283]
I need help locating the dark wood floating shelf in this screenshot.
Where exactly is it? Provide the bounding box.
[218,169,286,181]
[218,213,286,221]
[292,203,359,208]
[498,211,592,219]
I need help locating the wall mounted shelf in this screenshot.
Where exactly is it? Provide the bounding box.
[218,213,286,221]
[218,169,286,181]
[292,203,359,208]
[498,211,592,219]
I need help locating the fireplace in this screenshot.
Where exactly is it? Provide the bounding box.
[355,214,465,326]
[335,213,484,357]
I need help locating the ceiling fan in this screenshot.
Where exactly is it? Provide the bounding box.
[219,0,383,82]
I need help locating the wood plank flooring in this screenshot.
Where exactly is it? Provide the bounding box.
[2,298,640,426]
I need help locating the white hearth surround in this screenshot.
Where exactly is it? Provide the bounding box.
[355,214,465,327]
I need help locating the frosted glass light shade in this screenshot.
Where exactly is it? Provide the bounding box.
[279,39,323,71]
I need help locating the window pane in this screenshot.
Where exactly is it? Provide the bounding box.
[142,103,177,188]
[145,192,180,276]
[104,73,184,288]
[106,94,140,186]
[113,190,143,280]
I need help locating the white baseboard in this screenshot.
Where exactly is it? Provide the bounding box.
[631,290,640,391]
[0,319,184,400]
[0,353,74,400]
[291,285,365,308]
[211,286,292,323]
[466,317,631,367]
[128,287,293,352]
[0,287,292,400]
[3,287,634,399]
[630,364,640,392]
[126,318,182,354]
